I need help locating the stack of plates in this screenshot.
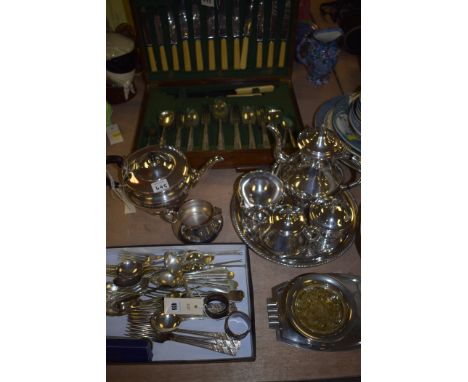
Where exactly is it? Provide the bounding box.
[348,93,361,135]
[314,93,361,157]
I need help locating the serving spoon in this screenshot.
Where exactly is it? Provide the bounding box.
[185,108,199,152]
[212,99,228,150]
[241,106,257,149]
[158,110,175,147]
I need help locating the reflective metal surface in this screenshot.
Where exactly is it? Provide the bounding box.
[230,188,358,267]
[286,278,350,339]
[238,170,283,209]
[269,123,361,202]
[267,273,360,350]
[308,196,354,255]
[172,199,223,244]
[309,196,353,231]
[110,145,223,216]
[260,205,310,257]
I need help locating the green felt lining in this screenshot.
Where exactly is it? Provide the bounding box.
[135,83,301,152]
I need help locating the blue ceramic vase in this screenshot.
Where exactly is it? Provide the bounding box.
[296,27,343,85]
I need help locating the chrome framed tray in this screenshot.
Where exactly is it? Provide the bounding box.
[267,273,360,351]
[230,191,359,268]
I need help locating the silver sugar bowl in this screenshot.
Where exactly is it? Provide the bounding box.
[308,196,355,254]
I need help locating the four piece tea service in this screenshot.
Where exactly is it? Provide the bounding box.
[231,120,360,268]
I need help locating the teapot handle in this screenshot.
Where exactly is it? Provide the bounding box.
[337,153,361,190]
[106,155,124,188]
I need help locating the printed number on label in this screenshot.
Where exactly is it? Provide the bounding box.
[171,302,180,311]
[151,179,169,193]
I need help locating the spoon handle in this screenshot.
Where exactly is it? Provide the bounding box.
[261,122,271,148]
[175,126,182,149]
[202,122,210,151]
[159,126,166,147]
[170,335,238,355]
[175,328,229,340]
[248,123,256,149]
[187,125,194,152]
[233,122,242,150]
[281,126,288,146]
[289,127,297,148]
[217,119,225,151]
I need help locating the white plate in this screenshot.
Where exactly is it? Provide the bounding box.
[332,96,361,155]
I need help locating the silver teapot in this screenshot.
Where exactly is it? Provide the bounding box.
[267,123,360,204]
[107,145,223,219]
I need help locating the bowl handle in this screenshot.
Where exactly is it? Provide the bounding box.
[337,153,361,190]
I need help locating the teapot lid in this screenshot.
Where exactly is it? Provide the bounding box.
[123,146,189,193]
[269,205,306,233]
[297,125,343,158]
[309,196,353,230]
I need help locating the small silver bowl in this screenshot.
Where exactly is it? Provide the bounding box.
[237,170,284,209]
[172,199,223,244]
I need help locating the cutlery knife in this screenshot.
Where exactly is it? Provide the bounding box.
[218,0,228,70]
[167,10,180,71]
[267,0,278,68]
[278,0,291,68]
[192,3,204,71]
[240,0,254,70]
[232,0,241,69]
[179,0,192,72]
[256,1,265,68]
[154,12,169,71]
[207,6,217,71]
[141,7,157,72]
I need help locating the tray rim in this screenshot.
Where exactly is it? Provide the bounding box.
[230,191,358,268]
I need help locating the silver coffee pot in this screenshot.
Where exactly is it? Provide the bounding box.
[267,123,360,204]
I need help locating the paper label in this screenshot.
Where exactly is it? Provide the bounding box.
[113,187,137,214]
[106,123,124,145]
[150,179,169,193]
[164,298,205,316]
[201,0,214,7]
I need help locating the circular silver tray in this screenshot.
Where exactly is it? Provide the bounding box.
[230,191,358,267]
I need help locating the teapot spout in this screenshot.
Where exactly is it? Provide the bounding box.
[192,155,224,186]
[267,123,289,163]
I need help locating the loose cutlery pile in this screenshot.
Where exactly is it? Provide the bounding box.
[106,249,251,356]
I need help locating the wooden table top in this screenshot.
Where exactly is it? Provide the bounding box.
[106,49,361,381]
